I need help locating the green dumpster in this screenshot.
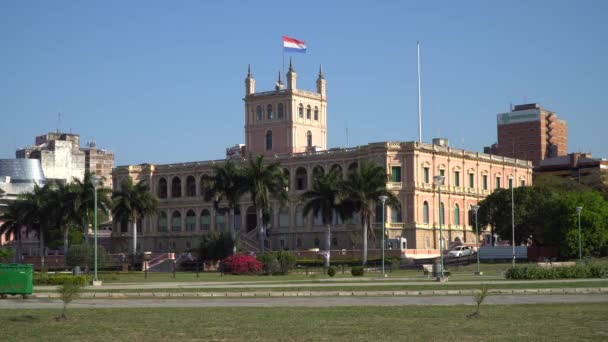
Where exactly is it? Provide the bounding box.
[0,264,34,299]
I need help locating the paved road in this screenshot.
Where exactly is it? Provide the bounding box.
[1,295,607,309]
[35,277,608,291]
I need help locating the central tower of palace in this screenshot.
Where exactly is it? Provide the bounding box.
[243,60,327,156]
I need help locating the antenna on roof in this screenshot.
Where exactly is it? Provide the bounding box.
[345,121,349,147]
[57,111,62,133]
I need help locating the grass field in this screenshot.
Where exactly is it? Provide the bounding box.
[3,304,607,341]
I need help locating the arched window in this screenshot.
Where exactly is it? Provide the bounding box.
[158,211,167,232]
[256,106,262,121]
[171,211,182,232]
[298,103,304,119]
[306,105,311,119]
[215,209,225,232]
[307,131,312,147]
[330,164,343,179]
[200,209,211,230]
[186,176,196,197]
[454,204,460,225]
[314,211,323,226]
[423,201,429,224]
[279,207,289,227]
[283,168,290,191]
[266,130,272,150]
[267,104,273,119]
[295,205,305,227]
[333,209,343,225]
[439,202,445,225]
[314,106,319,121]
[295,167,307,190]
[171,177,182,198]
[186,210,196,231]
[158,178,167,199]
[278,103,284,119]
[391,203,402,222]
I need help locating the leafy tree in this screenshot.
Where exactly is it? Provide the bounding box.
[0,200,26,262]
[201,160,245,253]
[242,155,288,254]
[56,281,83,320]
[301,167,345,267]
[112,177,158,254]
[19,184,53,269]
[340,161,397,265]
[65,244,109,269]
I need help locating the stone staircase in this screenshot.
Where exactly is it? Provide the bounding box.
[142,253,176,272]
[238,229,259,253]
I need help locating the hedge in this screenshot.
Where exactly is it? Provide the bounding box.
[505,262,608,280]
[34,274,90,285]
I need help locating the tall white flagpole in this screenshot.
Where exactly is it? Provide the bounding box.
[417,41,422,144]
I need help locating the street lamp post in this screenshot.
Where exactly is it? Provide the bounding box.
[91,175,102,285]
[510,177,515,268]
[379,195,388,278]
[576,206,583,261]
[471,205,482,276]
[433,175,446,280]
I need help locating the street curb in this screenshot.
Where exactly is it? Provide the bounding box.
[30,287,608,299]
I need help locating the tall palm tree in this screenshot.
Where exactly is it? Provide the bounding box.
[301,168,344,267]
[341,161,398,265]
[46,181,79,258]
[20,183,53,269]
[201,160,245,253]
[242,155,288,254]
[72,172,112,245]
[112,177,158,255]
[0,200,26,262]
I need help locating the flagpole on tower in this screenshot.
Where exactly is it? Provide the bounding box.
[417,41,422,144]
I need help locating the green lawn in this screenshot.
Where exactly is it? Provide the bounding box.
[2,304,607,341]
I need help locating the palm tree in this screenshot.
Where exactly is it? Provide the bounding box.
[46,181,79,258]
[301,168,344,268]
[201,160,245,253]
[19,183,53,269]
[0,200,26,262]
[72,172,112,245]
[340,161,398,265]
[112,177,158,255]
[242,155,288,254]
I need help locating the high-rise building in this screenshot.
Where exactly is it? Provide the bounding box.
[490,103,567,166]
[16,132,114,186]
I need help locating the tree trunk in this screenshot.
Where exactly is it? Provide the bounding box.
[16,228,22,263]
[83,214,89,246]
[63,227,69,266]
[132,220,138,255]
[230,208,237,254]
[325,223,331,268]
[362,215,368,266]
[39,227,45,270]
[257,208,264,255]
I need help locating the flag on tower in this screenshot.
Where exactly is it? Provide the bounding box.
[282,36,307,53]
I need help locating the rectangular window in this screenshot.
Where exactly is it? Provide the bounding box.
[496,177,501,189]
[520,180,525,187]
[391,166,401,182]
[483,175,488,190]
[509,178,513,189]
[423,167,429,183]
[440,169,445,177]
[454,171,460,187]
[469,174,474,188]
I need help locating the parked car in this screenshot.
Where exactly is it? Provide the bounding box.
[447,246,473,258]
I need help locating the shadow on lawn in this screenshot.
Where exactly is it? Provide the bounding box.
[8,315,39,322]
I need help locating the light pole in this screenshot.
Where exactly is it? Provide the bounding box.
[471,205,482,276]
[379,195,388,277]
[433,175,445,279]
[576,206,583,261]
[91,175,102,285]
[510,177,515,268]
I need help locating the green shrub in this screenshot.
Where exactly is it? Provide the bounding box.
[66,244,110,270]
[34,274,89,286]
[275,251,296,275]
[505,263,608,280]
[258,253,280,275]
[327,267,336,277]
[351,266,364,277]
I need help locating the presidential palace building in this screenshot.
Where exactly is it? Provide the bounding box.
[112,62,533,254]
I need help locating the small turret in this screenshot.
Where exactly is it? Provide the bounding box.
[275,71,285,90]
[286,58,297,90]
[245,64,255,95]
[316,64,326,96]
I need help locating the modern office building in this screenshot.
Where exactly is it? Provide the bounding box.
[112,64,533,254]
[487,103,567,166]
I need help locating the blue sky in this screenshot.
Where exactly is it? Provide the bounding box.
[1,0,606,165]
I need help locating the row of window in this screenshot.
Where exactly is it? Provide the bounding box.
[256,103,319,121]
[265,130,313,150]
[421,167,525,189]
[421,201,476,226]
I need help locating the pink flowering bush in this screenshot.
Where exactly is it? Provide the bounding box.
[220,254,263,275]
